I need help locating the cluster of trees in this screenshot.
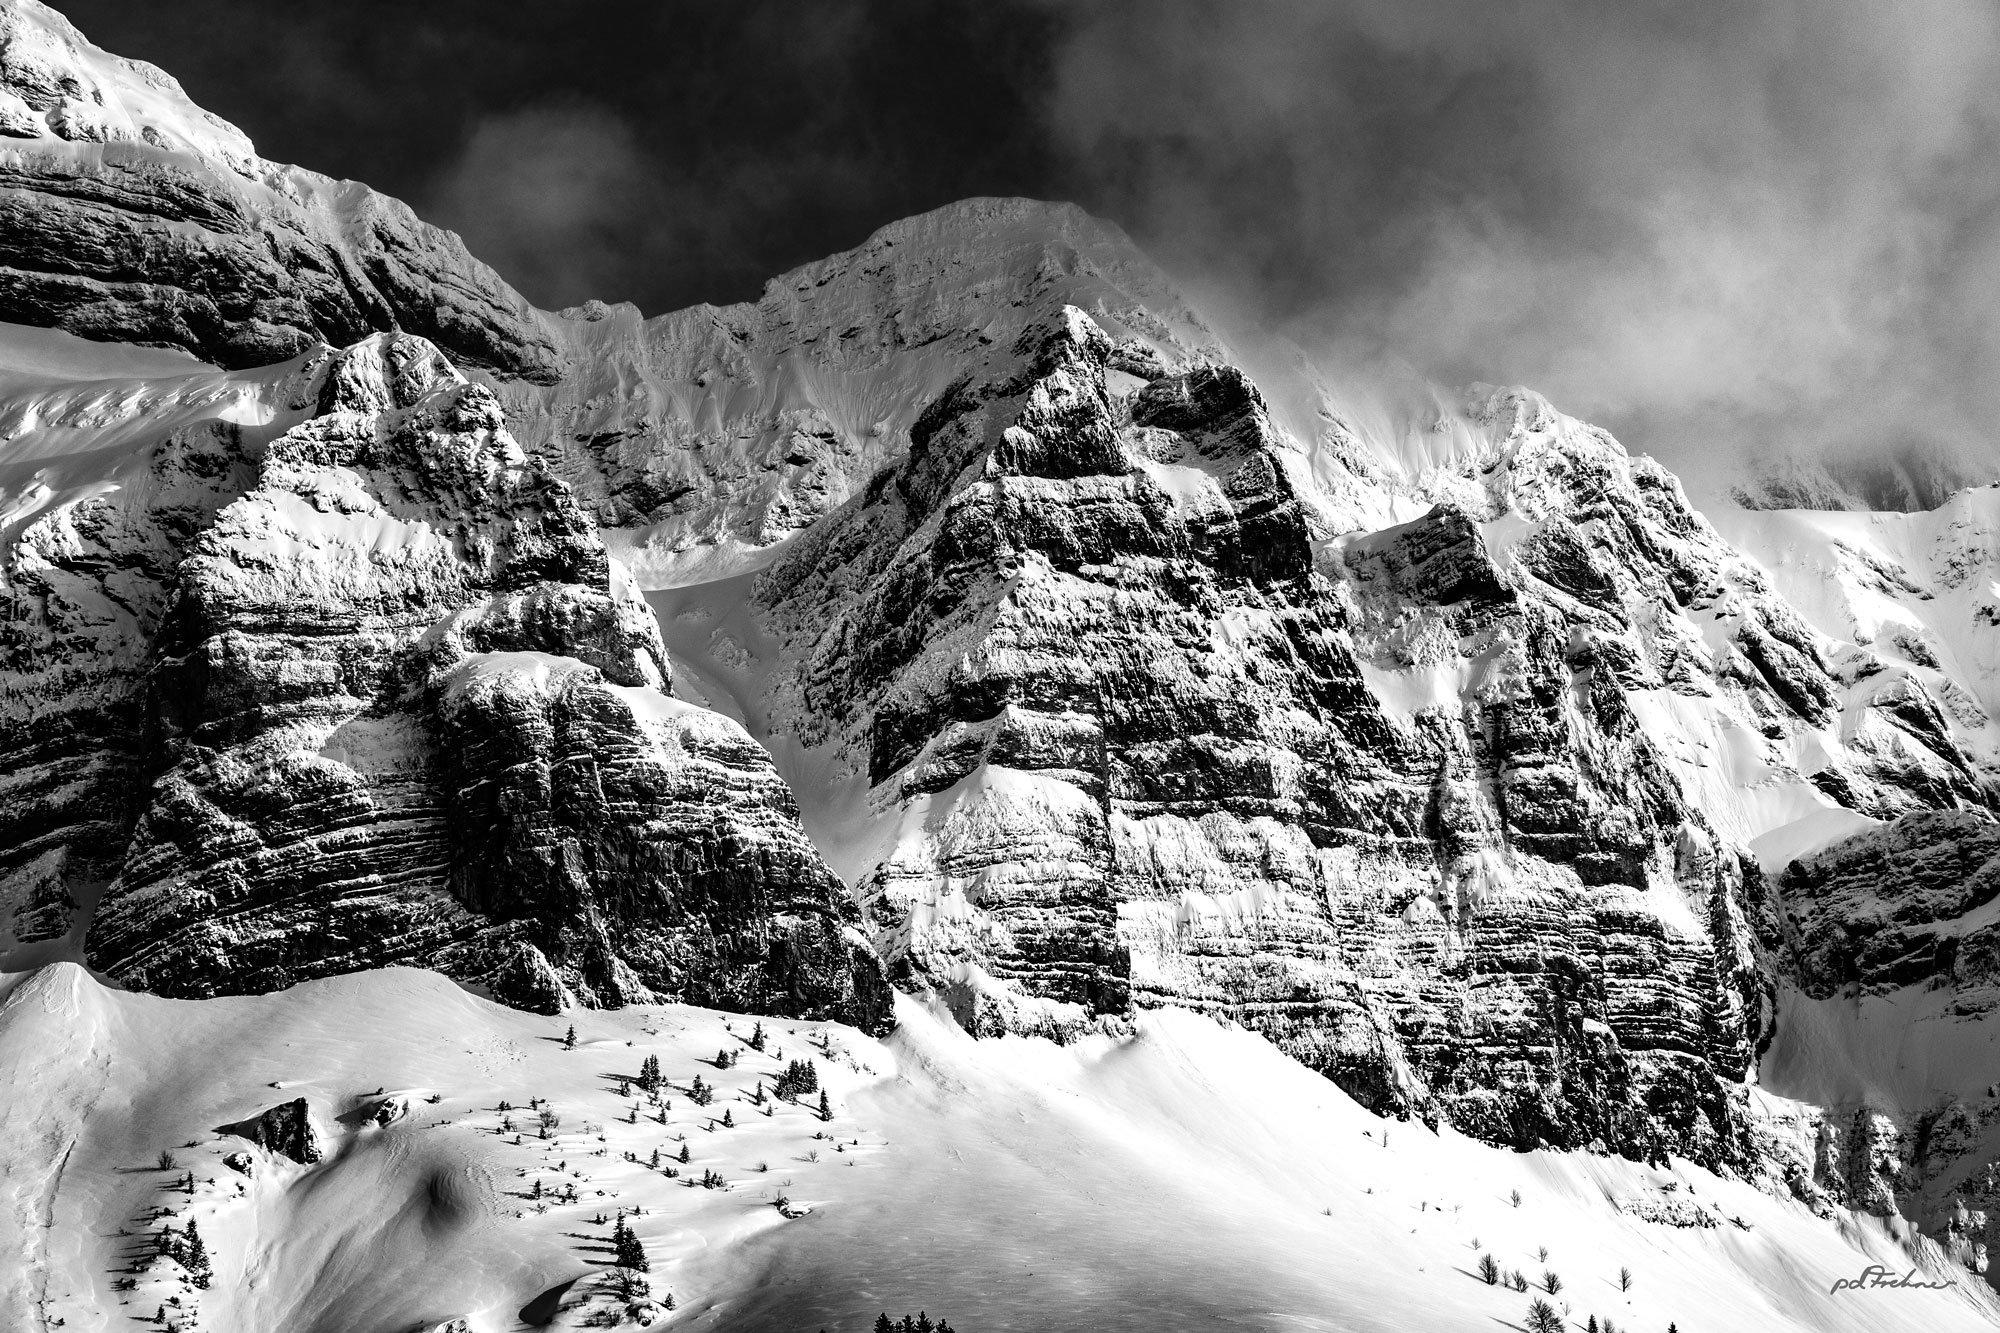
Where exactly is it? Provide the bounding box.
[610,1212,648,1270]
[154,1218,211,1288]
[688,1075,715,1107]
[774,1060,818,1100]
[637,1054,663,1092]
[748,1021,767,1051]
[1476,1254,1533,1291]
[872,1313,955,1333]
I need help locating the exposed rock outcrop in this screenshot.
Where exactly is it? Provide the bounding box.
[222,1096,323,1164]
[0,0,557,379]
[756,306,1863,1166]
[24,331,887,1026]
[1779,810,2000,1001]
[0,351,323,957]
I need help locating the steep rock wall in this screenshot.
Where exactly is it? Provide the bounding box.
[7,331,887,1026]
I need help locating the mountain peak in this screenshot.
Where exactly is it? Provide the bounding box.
[0,0,258,166]
[0,0,558,381]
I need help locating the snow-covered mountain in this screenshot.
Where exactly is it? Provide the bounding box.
[3,2,2000,1329]
[0,0,555,379]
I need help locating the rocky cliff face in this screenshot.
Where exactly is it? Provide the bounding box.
[741,298,2000,1185]
[0,0,557,380]
[1758,811,2000,1279]
[1,328,886,1027]
[0,345,320,960]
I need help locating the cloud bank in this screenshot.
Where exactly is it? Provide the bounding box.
[260,0,2000,495]
[1039,0,2000,491]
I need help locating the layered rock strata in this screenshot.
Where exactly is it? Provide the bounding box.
[1,329,884,1025]
[757,303,1996,1173]
[0,0,556,379]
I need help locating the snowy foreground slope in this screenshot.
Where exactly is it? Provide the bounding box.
[2,962,1993,1333]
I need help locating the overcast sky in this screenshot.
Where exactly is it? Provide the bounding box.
[65,0,2000,485]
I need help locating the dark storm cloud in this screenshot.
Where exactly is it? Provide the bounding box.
[62,0,2000,481]
[63,0,1061,311]
[1039,0,2000,479]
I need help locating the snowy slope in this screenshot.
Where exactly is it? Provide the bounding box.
[1711,491,2000,751]
[2,960,1992,1333]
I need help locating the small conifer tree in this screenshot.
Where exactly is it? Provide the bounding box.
[750,1021,766,1050]
[564,1024,577,1049]
[874,1315,894,1333]
[1478,1253,1500,1285]
[1618,1266,1632,1292]
[184,1220,210,1288]
[678,1142,691,1164]
[611,1212,650,1270]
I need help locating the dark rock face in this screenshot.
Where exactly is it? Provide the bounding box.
[32,331,886,1028]
[0,2,557,380]
[1768,811,2000,1279]
[434,654,890,1024]
[222,1097,322,1164]
[1779,810,2000,999]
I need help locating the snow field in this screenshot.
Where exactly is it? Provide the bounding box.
[2,962,1993,1333]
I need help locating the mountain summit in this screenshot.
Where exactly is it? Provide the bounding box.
[0,0,557,378]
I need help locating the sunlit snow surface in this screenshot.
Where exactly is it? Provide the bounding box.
[1,963,1991,1332]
